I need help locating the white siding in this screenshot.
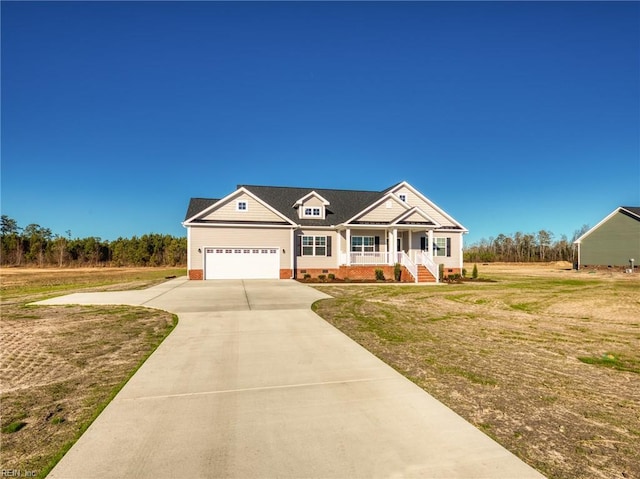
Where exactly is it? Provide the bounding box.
[201,192,284,223]
[356,200,406,223]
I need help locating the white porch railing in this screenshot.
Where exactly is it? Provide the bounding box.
[417,251,439,283]
[347,252,392,265]
[338,251,439,283]
[398,251,418,283]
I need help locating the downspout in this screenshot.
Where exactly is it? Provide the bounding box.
[290,228,295,278]
[459,233,464,272]
[186,226,191,272]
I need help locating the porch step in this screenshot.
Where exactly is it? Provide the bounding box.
[416,265,436,283]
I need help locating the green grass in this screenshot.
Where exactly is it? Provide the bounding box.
[510,302,539,313]
[2,421,27,434]
[578,353,640,374]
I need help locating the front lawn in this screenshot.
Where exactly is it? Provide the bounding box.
[312,264,640,479]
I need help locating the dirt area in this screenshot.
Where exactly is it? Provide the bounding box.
[0,267,181,477]
[313,263,640,479]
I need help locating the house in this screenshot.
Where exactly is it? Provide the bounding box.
[574,206,640,269]
[182,181,468,282]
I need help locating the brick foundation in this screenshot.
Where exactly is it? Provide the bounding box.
[339,265,414,282]
[442,267,462,277]
[188,269,204,280]
[296,268,341,279]
[296,265,414,282]
[280,269,294,279]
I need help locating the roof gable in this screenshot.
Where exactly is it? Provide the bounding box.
[387,181,468,231]
[293,191,331,207]
[347,193,410,224]
[392,207,441,226]
[183,187,295,225]
[575,206,640,244]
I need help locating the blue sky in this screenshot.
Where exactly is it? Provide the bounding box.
[2,1,638,246]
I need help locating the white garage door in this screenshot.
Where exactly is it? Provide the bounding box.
[204,247,280,280]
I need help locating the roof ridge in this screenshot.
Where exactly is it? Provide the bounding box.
[239,184,385,193]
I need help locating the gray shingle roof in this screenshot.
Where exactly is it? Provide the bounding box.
[184,198,218,221]
[239,184,385,226]
[184,184,461,229]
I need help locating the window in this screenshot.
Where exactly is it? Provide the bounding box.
[301,235,330,256]
[399,194,407,202]
[303,207,322,217]
[237,201,247,211]
[433,237,450,257]
[351,236,375,253]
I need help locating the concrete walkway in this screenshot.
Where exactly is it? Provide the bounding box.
[39,279,544,479]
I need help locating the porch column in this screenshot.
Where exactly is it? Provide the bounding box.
[346,228,351,266]
[392,228,398,263]
[337,230,342,265]
[290,228,295,277]
[428,229,434,259]
[387,230,393,265]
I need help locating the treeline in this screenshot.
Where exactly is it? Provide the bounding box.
[0,215,187,267]
[463,226,590,263]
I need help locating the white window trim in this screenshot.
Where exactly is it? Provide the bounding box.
[351,235,375,253]
[302,206,323,218]
[236,201,248,211]
[434,237,448,257]
[301,235,327,256]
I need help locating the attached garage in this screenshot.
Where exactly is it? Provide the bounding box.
[204,247,280,279]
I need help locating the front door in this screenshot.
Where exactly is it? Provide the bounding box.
[397,236,403,253]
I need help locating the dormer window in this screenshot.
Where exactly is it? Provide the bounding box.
[294,191,329,219]
[237,201,248,211]
[304,207,322,217]
[399,194,407,202]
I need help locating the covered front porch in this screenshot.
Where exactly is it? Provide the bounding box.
[337,227,440,282]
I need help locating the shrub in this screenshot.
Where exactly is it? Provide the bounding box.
[472,264,478,279]
[328,273,335,280]
[318,274,326,282]
[394,263,402,281]
[438,263,444,279]
[462,268,467,278]
[375,269,385,281]
[2,421,27,434]
[303,273,311,280]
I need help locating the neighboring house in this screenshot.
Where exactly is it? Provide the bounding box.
[574,206,640,269]
[183,181,468,282]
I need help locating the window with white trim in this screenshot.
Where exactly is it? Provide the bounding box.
[237,201,248,211]
[301,235,328,256]
[351,236,375,252]
[434,237,449,257]
[303,207,322,217]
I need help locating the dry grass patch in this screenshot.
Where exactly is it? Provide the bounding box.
[313,264,640,479]
[0,267,183,477]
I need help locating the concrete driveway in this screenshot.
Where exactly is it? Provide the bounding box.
[40,278,544,479]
